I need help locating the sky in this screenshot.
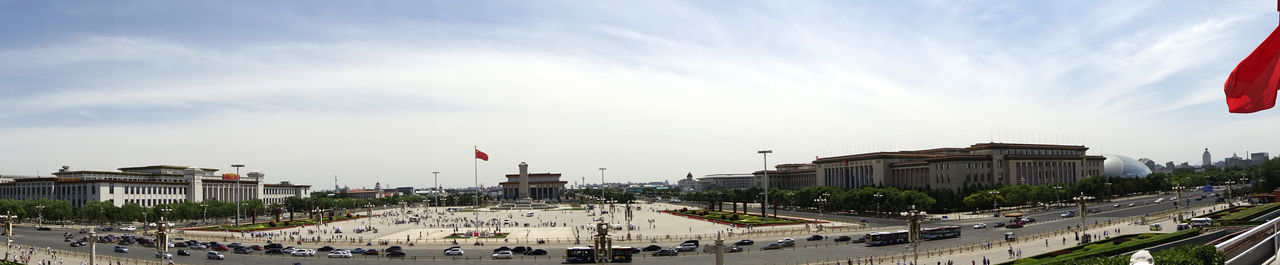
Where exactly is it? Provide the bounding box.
[2,0,1280,189]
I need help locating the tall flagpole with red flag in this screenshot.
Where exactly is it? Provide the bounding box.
[1224,0,1280,113]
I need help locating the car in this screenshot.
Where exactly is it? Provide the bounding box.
[442,246,461,253]
[1006,222,1024,228]
[493,250,514,259]
[69,241,83,247]
[973,223,987,229]
[173,242,188,248]
[778,238,795,247]
[114,246,128,253]
[675,243,698,252]
[363,249,381,255]
[328,250,352,258]
[36,227,52,231]
[233,248,253,254]
[206,251,225,260]
[79,229,87,234]
[177,249,190,256]
[510,246,530,253]
[212,245,229,251]
[762,243,784,250]
[493,246,511,253]
[728,246,744,253]
[1128,203,1136,207]
[155,252,173,259]
[994,222,1005,227]
[833,236,852,242]
[1021,217,1037,223]
[683,240,700,247]
[524,249,547,256]
[120,226,137,232]
[1088,208,1101,213]
[652,249,679,256]
[445,249,464,256]
[734,239,754,246]
[190,244,208,250]
[281,247,298,254]
[249,245,262,250]
[386,250,407,257]
[806,235,825,241]
[310,245,331,252]
[642,245,663,251]
[1113,204,1121,208]
[1061,211,1076,218]
[291,249,313,256]
[385,246,403,252]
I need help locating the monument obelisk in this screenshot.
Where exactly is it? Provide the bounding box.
[518,162,531,200]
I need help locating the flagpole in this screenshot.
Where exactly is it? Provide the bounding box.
[474,145,480,239]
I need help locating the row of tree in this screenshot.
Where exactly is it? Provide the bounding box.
[0,193,457,224]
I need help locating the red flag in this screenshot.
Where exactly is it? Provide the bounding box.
[1225,25,1280,113]
[221,173,239,180]
[475,149,489,161]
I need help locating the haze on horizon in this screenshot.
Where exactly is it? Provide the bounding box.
[2,0,1279,189]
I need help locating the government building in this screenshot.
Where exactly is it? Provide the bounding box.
[0,165,310,207]
[815,143,1105,191]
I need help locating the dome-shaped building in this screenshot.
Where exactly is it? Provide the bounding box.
[1102,154,1152,178]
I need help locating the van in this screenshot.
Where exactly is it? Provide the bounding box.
[525,212,534,217]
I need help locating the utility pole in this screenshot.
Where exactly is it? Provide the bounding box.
[232,164,245,227]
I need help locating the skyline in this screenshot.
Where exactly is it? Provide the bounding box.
[3,1,1280,188]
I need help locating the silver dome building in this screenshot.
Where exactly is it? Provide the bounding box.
[1102,154,1152,178]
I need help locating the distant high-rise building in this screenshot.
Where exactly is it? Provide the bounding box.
[1138,158,1157,171]
[1252,152,1270,165]
[1165,161,1176,171]
[1203,148,1212,167]
[1225,153,1249,168]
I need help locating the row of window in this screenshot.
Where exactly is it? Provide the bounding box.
[122,185,186,195]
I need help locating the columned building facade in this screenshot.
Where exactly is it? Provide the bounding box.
[814,143,1106,191]
[499,173,567,201]
[0,165,309,207]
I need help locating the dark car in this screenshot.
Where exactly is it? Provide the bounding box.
[318,246,334,252]
[264,248,283,254]
[734,240,754,246]
[833,236,852,242]
[249,245,263,250]
[524,249,547,256]
[384,246,402,252]
[36,227,52,231]
[350,248,366,254]
[69,242,83,247]
[642,245,663,251]
[177,249,191,256]
[511,246,530,253]
[682,240,700,247]
[173,242,188,248]
[363,249,381,255]
[493,246,511,253]
[652,249,679,256]
[994,222,1006,227]
[233,248,253,254]
[385,250,406,257]
[806,235,825,241]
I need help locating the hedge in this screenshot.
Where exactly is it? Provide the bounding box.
[1004,229,1202,265]
[1220,203,1280,221]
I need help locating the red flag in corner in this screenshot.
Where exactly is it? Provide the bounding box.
[475,148,489,161]
[1225,25,1280,113]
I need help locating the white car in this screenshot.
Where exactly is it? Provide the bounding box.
[282,247,298,254]
[327,250,352,258]
[445,249,464,256]
[973,223,987,229]
[492,250,514,259]
[206,251,225,260]
[292,249,315,256]
[155,252,173,259]
[120,226,137,231]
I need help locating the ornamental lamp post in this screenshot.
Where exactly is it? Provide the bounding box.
[432,171,441,207]
[88,225,97,265]
[1053,186,1063,208]
[1072,193,1094,231]
[34,205,44,227]
[231,164,245,227]
[900,205,927,265]
[156,207,172,262]
[1171,185,1185,222]
[873,193,883,217]
[1226,180,1237,207]
[989,190,1001,217]
[1,212,15,250]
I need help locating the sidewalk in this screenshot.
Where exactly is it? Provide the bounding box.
[804,203,1221,265]
[2,242,168,265]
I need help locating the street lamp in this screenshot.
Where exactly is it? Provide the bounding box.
[157,207,172,262]
[34,205,45,227]
[1072,193,1093,231]
[814,193,829,216]
[873,193,883,217]
[232,164,245,227]
[1171,185,1185,222]
[88,225,97,265]
[201,203,208,224]
[598,168,607,209]
[1104,182,1113,201]
[1,212,15,250]
[989,190,1001,217]
[900,205,928,265]
[758,150,772,218]
[1226,180,1238,207]
[1053,186,1063,208]
[364,204,374,230]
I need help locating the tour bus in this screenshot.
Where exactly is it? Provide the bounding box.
[921,226,962,240]
[1190,218,1213,227]
[865,230,910,247]
[610,247,636,262]
[565,247,595,263]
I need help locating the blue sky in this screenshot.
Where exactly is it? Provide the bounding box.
[2,0,1279,188]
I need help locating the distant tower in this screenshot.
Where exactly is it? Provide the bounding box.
[1203,148,1212,167]
[334,175,339,191]
[686,172,693,180]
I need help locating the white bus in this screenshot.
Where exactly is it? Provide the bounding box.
[1189,218,1213,227]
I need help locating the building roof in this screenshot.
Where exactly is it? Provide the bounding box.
[968,143,1089,151]
[816,143,1094,164]
[118,165,219,171]
[53,171,179,177]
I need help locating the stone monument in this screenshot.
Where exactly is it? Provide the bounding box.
[519,162,531,200]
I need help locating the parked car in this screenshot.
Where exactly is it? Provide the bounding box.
[734,239,754,246]
[652,249,679,256]
[833,236,852,242]
[211,245,229,251]
[1061,211,1076,218]
[642,245,663,251]
[445,248,464,256]
[385,246,402,252]
[524,249,547,256]
[249,245,263,250]
[114,246,128,253]
[493,250,514,259]
[120,226,137,232]
[327,250,352,258]
[386,250,407,257]
[762,243,784,250]
[492,246,511,253]
[806,235,825,241]
[206,251,225,260]
[190,244,208,250]
[728,246,744,253]
[510,246,530,253]
[233,248,253,254]
[675,243,698,252]
[176,249,190,256]
[974,223,987,229]
[317,246,334,252]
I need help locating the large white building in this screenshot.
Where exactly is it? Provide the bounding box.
[0,165,310,207]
